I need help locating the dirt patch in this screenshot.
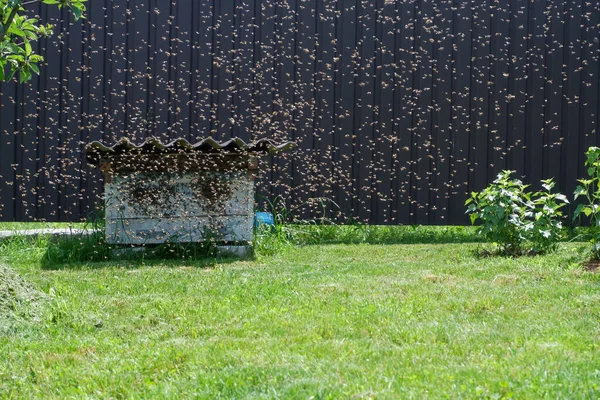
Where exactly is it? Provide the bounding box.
[0,264,46,332]
[584,260,600,273]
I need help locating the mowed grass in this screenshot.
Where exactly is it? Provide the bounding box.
[0,227,599,398]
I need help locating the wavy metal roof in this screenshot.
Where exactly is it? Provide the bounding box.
[86,137,295,166]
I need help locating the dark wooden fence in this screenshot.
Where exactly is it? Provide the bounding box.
[0,0,598,224]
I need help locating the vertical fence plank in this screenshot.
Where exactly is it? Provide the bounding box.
[335,0,358,219]
[190,1,214,141]
[525,0,545,189]
[506,0,527,181]
[127,0,151,140]
[356,0,376,223]
[392,0,416,224]
[448,0,472,224]
[430,0,453,224]
[315,0,336,219]
[563,0,583,201]
[545,0,565,192]
[176,0,193,139]
[488,0,510,181]
[469,0,491,197]
[374,0,395,224]
[215,0,235,140]
[579,0,599,165]
[414,0,435,224]
[291,0,316,218]
[63,13,85,221]
[0,73,16,221]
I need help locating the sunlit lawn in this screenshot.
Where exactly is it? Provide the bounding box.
[0,226,599,398]
[0,222,85,231]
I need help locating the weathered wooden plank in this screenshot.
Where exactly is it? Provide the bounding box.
[105,171,253,219]
[106,215,253,244]
[104,168,255,245]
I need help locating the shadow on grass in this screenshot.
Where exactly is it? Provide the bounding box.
[39,231,252,270]
[7,224,590,270]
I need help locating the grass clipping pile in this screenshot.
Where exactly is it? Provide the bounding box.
[0,263,46,333]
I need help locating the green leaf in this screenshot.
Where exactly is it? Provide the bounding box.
[71,6,82,21]
[18,67,29,83]
[29,62,39,74]
[7,67,17,81]
[469,213,477,226]
[555,194,569,204]
[574,186,587,200]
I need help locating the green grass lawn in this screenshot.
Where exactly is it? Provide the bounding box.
[1,226,599,398]
[0,222,85,231]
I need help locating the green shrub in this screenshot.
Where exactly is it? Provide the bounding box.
[466,170,568,256]
[573,146,600,259]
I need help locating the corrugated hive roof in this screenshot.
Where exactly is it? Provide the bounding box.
[86,137,295,166]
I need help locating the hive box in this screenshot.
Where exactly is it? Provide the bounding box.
[86,137,293,245]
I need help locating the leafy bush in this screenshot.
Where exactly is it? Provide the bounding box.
[528,179,570,253]
[573,147,600,259]
[466,170,568,255]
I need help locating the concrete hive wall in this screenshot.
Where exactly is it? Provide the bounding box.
[105,169,255,245]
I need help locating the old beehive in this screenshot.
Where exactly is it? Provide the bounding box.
[86,137,294,245]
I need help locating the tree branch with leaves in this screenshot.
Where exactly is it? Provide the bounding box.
[0,0,85,82]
